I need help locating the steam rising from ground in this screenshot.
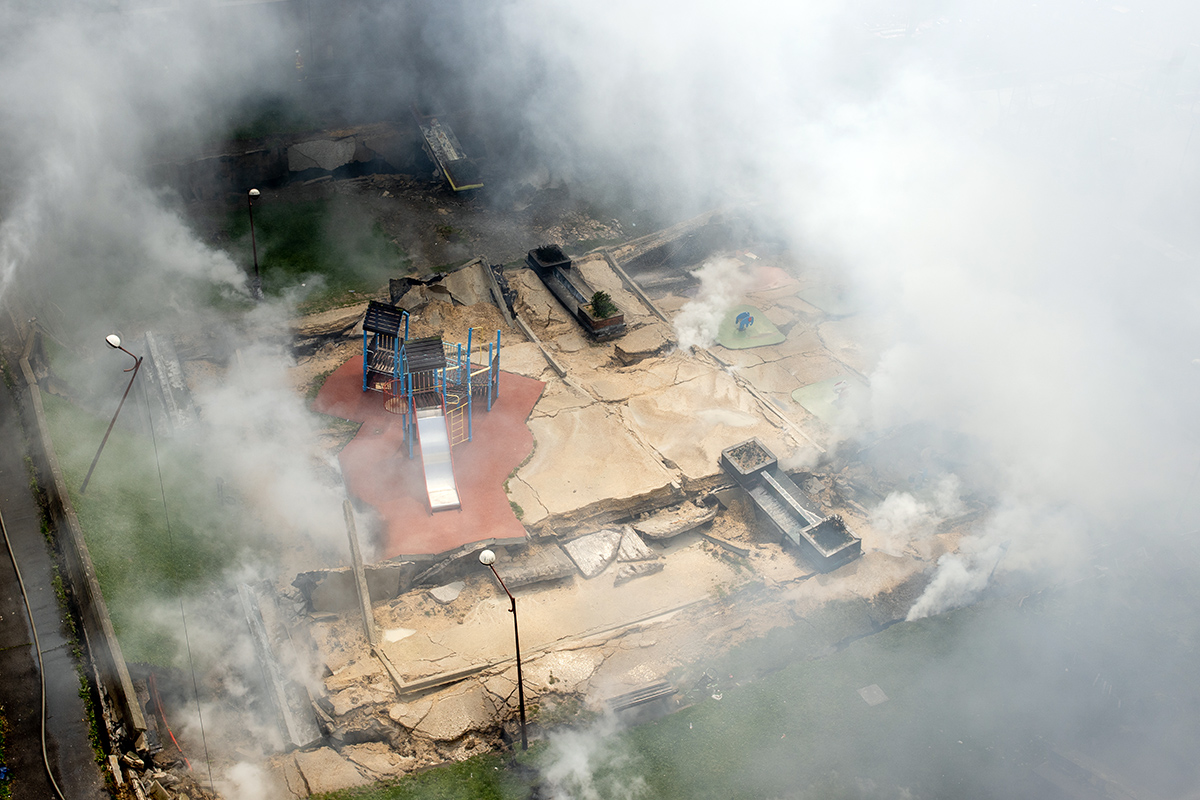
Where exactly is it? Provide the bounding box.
[541,714,647,800]
[673,258,751,349]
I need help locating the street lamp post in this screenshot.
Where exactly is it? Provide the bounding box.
[479,549,528,750]
[247,188,262,300]
[79,335,143,494]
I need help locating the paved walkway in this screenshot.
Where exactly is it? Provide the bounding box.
[314,356,545,559]
[0,382,105,799]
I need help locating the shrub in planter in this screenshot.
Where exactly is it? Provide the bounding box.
[590,291,617,319]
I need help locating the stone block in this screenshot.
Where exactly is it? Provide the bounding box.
[293,747,368,795]
[562,530,623,578]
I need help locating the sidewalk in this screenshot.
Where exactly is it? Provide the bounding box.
[0,381,105,799]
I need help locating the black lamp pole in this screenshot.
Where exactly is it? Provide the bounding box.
[80,335,142,494]
[248,188,262,299]
[479,549,527,750]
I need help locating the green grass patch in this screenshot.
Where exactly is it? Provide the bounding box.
[226,199,410,313]
[41,393,263,665]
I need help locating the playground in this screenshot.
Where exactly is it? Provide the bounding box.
[313,301,545,558]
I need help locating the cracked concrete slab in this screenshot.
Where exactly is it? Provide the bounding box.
[414,684,496,741]
[288,138,357,172]
[495,341,552,379]
[585,367,672,403]
[617,527,658,561]
[506,475,549,524]
[342,742,416,778]
[574,256,651,323]
[499,544,577,589]
[524,650,602,694]
[530,380,594,418]
[615,324,671,365]
[330,684,395,716]
[633,502,718,539]
[483,673,516,704]
[377,630,456,674]
[817,318,875,374]
[614,560,666,585]
[554,330,590,353]
[429,581,466,604]
[293,747,367,795]
[624,369,789,480]
[388,698,433,728]
[563,530,623,578]
[440,263,491,307]
[517,404,674,515]
[324,657,384,692]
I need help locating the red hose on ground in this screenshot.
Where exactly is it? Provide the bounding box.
[148,672,192,771]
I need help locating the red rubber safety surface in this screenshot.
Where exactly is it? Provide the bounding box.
[313,355,545,559]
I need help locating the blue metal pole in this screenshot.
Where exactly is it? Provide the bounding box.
[404,310,410,340]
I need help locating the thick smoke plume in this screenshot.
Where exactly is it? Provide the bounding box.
[3,0,1200,794]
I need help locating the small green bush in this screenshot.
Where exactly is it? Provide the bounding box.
[590,291,617,319]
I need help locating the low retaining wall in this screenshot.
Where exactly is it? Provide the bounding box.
[10,325,146,744]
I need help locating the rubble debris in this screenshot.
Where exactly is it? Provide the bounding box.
[607,681,677,725]
[143,331,197,433]
[330,683,395,716]
[237,584,322,751]
[614,561,666,586]
[428,581,465,605]
[293,747,369,795]
[343,742,416,778]
[413,684,497,741]
[614,325,670,365]
[498,543,576,588]
[524,650,601,693]
[562,530,623,578]
[633,502,718,540]
[617,526,658,562]
[699,532,750,558]
[388,698,434,728]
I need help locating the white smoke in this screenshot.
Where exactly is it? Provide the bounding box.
[541,713,648,800]
[906,500,1087,620]
[869,474,965,557]
[190,310,347,559]
[217,762,272,800]
[673,257,752,350]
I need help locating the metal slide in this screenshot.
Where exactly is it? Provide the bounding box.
[415,408,461,512]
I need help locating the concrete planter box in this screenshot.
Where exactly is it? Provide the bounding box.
[526,248,627,340]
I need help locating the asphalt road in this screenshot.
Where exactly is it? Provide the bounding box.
[0,378,106,800]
